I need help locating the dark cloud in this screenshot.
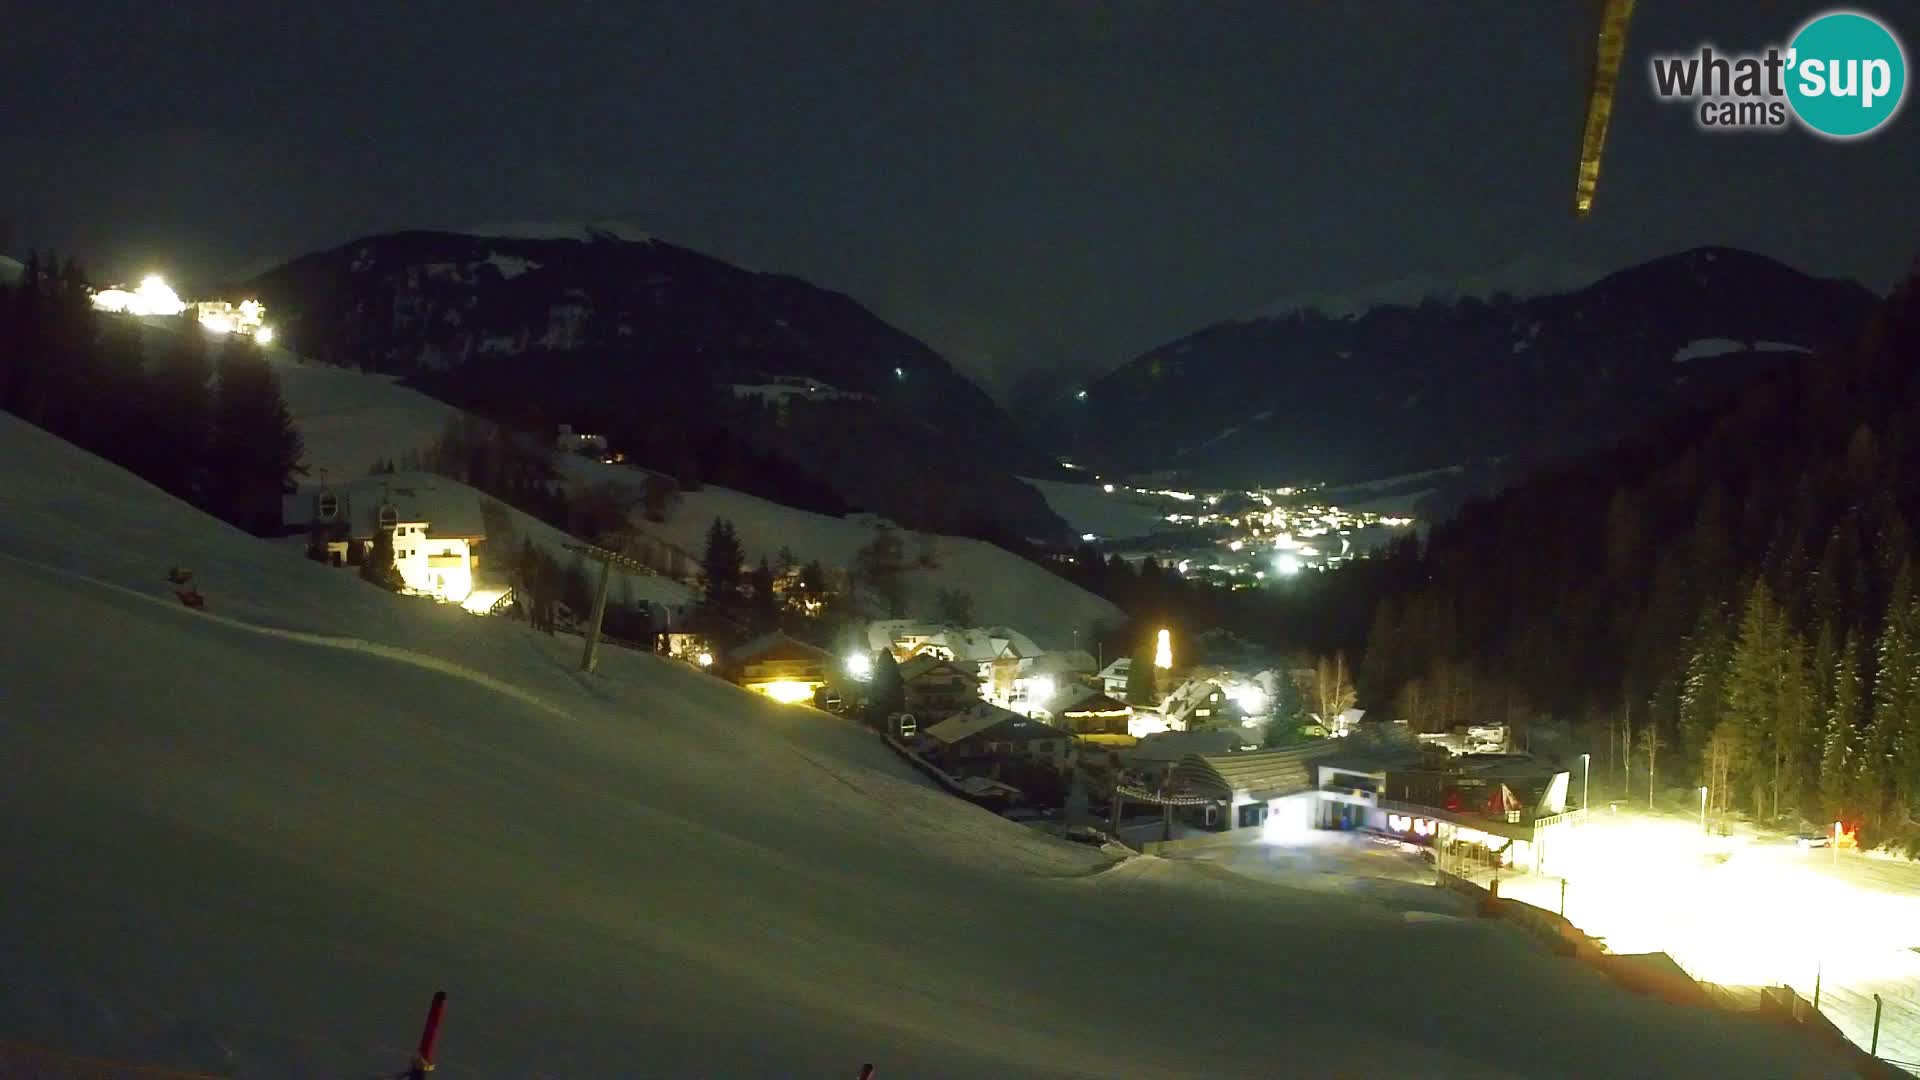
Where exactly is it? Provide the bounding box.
[7,1,1917,396]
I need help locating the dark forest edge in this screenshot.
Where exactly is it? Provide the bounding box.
[1342,249,1920,854]
[0,253,303,534]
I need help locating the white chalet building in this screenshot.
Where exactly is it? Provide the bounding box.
[283,473,486,604]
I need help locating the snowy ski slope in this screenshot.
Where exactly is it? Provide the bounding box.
[258,341,1118,645]
[0,413,1854,1077]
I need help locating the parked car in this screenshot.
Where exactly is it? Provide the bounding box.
[1795,831,1831,849]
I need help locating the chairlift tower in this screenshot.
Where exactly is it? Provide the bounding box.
[563,542,652,673]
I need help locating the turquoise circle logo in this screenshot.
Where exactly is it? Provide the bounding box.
[1786,10,1908,138]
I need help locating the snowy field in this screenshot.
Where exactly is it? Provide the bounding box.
[1489,809,1920,1071]
[1018,477,1173,542]
[229,332,1115,645]
[0,412,1859,1078]
[560,459,1124,648]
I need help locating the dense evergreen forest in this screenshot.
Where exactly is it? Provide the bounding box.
[1350,254,1920,848]
[0,254,305,534]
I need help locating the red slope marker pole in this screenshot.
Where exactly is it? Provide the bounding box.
[409,990,448,1078]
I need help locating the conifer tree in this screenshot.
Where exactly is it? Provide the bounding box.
[1867,561,1919,818]
[748,556,779,635]
[147,317,214,502]
[1821,630,1862,819]
[699,517,744,622]
[1127,632,1162,708]
[1721,579,1781,817]
[209,336,304,533]
[360,527,404,591]
[870,649,905,720]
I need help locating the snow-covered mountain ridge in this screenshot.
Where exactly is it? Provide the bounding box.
[1072,246,1876,493]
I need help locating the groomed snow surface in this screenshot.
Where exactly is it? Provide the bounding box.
[0,412,1855,1077]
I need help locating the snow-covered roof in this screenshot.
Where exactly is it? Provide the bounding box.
[921,701,1029,746]
[867,618,945,653]
[870,620,1045,664]
[1173,744,1345,801]
[1123,729,1244,765]
[728,631,833,667]
[1026,649,1097,676]
[0,255,22,284]
[1097,657,1132,680]
[282,472,486,540]
[898,654,978,684]
[1160,678,1229,722]
[1059,690,1130,716]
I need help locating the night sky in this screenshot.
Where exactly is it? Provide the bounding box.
[7,1,1918,396]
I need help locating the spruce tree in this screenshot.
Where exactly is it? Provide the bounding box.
[699,517,744,624]
[870,649,905,721]
[852,529,908,615]
[147,317,214,502]
[1721,580,1781,817]
[209,336,304,533]
[748,556,779,635]
[1127,632,1162,707]
[1821,630,1862,818]
[90,311,150,471]
[1866,561,1919,818]
[360,527,404,591]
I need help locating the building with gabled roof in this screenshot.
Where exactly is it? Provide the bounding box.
[281,472,486,603]
[726,631,834,704]
[921,702,1074,771]
[1159,677,1247,731]
[897,655,981,721]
